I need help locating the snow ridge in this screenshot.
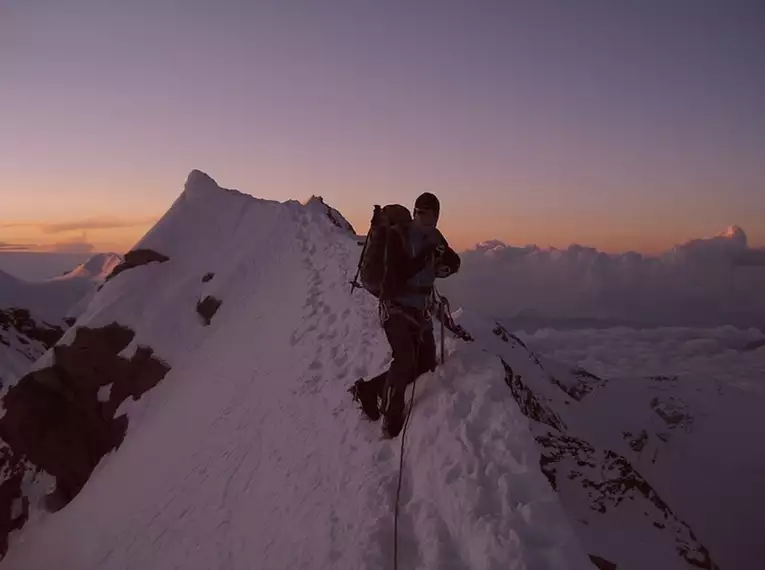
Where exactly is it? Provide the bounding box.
[0,170,745,570]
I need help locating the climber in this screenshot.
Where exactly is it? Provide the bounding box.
[350,192,461,438]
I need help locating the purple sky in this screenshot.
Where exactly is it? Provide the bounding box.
[1,0,764,252]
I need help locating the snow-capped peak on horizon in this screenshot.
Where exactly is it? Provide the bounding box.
[131,170,356,260]
[53,252,123,282]
[181,169,278,205]
[186,168,217,188]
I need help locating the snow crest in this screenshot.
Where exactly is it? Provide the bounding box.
[1,170,740,570]
[0,171,588,570]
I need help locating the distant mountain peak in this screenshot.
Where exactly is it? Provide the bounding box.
[57,253,123,282]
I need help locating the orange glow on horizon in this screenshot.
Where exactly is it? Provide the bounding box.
[0,216,158,255]
[2,197,760,258]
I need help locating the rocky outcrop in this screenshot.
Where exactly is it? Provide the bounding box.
[104,249,170,284]
[551,368,608,402]
[197,296,222,326]
[0,445,27,557]
[308,196,356,235]
[0,323,170,556]
[501,359,565,432]
[202,272,215,283]
[0,308,64,349]
[650,397,694,432]
[1,308,66,387]
[492,323,529,349]
[498,350,720,570]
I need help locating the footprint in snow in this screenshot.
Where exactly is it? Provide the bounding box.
[435,519,468,570]
[335,352,349,368]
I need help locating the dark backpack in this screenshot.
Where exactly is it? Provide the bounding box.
[358,204,411,298]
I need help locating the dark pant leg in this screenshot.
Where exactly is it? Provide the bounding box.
[414,322,436,379]
[368,320,433,397]
[381,312,418,416]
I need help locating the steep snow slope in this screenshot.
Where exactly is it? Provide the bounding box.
[0,171,744,569]
[53,253,122,282]
[0,172,589,570]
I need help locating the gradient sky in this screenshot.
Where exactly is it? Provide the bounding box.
[2,0,764,254]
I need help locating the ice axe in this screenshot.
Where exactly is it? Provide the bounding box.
[349,205,381,294]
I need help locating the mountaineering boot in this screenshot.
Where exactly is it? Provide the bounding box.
[381,381,406,438]
[382,410,405,439]
[349,378,380,421]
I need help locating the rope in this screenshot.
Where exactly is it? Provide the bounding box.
[393,375,416,570]
[392,338,420,570]
[440,297,445,365]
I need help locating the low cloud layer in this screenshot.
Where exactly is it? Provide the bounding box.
[1,216,157,235]
[0,242,35,251]
[39,216,157,234]
[50,241,95,254]
[0,241,95,254]
[518,326,765,394]
[442,226,765,329]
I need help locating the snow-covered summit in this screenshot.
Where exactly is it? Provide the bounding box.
[0,171,753,569]
[54,253,123,282]
[305,194,356,234]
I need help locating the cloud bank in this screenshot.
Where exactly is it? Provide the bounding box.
[1,216,158,235]
[50,241,95,253]
[0,242,35,251]
[441,226,765,329]
[518,326,765,394]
